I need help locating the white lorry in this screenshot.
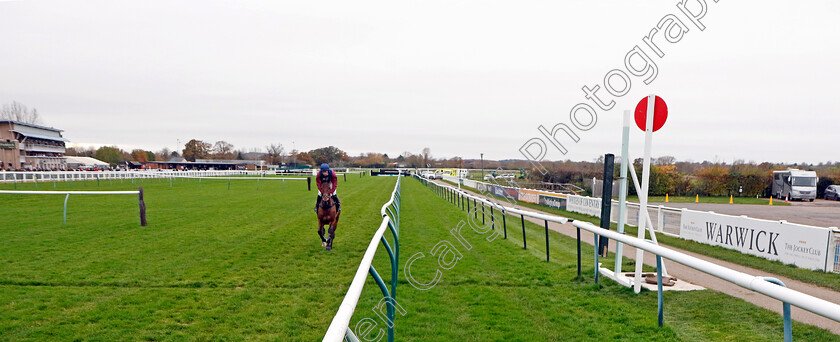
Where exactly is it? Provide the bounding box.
[772,169,818,201]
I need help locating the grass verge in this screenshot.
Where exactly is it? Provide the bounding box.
[347,177,838,341]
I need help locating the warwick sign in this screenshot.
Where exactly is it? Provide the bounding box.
[680,209,830,271]
[703,222,780,256]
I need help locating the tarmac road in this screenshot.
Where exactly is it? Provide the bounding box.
[651,199,840,228]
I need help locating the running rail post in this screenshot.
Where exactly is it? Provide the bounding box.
[139,186,147,227]
[763,277,792,342]
[594,232,600,283]
[544,220,550,262]
[502,210,507,239]
[490,206,495,233]
[576,228,582,278]
[482,203,485,225]
[63,193,70,224]
[369,266,394,342]
[521,214,527,249]
[657,255,664,327]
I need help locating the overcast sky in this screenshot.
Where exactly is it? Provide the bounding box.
[1,1,838,164]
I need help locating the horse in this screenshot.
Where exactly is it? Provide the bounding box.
[316,183,340,251]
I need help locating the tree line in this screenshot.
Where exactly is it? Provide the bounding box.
[0,101,41,124]
[509,156,840,198]
[65,138,840,198]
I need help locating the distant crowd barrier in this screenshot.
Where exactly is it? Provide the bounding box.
[0,170,319,190]
[439,175,840,274]
[0,170,265,184]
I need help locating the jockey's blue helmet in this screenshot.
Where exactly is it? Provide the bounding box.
[320,163,330,172]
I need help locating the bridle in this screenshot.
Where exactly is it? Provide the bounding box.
[319,192,335,210]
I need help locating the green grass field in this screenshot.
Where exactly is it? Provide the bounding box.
[0,176,837,340]
[0,176,395,340]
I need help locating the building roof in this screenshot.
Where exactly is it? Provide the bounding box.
[0,120,64,132]
[195,159,265,165]
[10,130,70,142]
[65,156,109,166]
[142,159,265,166]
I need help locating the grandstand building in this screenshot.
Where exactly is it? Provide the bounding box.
[141,159,265,170]
[0,120,68,171]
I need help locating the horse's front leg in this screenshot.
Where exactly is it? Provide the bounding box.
[327,220,337,251]
[318,221,327,247]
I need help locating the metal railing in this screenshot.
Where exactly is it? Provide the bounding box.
[0,188,147,226]
[832,229,840,273]
[449,174,840,274]
[609,201,683,237]
[419,177,840,340]
[0,170,316,190]
[0,170,266,184]
[417,175,570,263]
[323,176,401,342]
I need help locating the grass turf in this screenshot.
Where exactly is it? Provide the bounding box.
[348,178,838,341]
[0,176,836,340]
[0,176,394,340]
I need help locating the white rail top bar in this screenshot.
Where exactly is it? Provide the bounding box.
[323,218,391,341]
[324,176,400,341]
[571,219,840,322]
[175,176,308,180]
[0,190,139,195]
[429,177,840,322]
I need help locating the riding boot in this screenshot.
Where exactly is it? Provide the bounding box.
[314,196,321,212]
[333,195,341,212]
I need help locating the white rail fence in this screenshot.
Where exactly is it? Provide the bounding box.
[420,177,840,333]
[0,189,147,225]
[324,176,401,342]
[0,170,269,183]
[442,175,840,274]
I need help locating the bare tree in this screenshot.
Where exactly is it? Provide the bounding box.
[156,147,172,161]
[422,147,432,167]
[0,101,41,124]
[265,143,284,165]
[655,155,677,165]
[66,146,96,157]
[212,141,235,159]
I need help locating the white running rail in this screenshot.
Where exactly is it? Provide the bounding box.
[421,177,840,324]
[324,176,401,341]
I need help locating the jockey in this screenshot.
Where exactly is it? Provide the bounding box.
[315,163,340,213]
